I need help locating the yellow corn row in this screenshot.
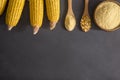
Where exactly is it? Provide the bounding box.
[0,0,7,16]
[29,0,44,35]
[6,0,25,30]
[46,0,60,30]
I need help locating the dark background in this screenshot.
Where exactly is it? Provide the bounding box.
[0,0,120,80]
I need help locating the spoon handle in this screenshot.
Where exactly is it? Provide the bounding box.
[106,0,115,1]
[83,0,89,15]
[68,0,73,13]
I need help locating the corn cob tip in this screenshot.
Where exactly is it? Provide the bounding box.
[8,26,13,31]
[50,22,57,30]
[33,26,40,35]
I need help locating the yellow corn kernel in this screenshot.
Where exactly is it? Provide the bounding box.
[46,0,60,30]
[29,0,44,35]
[80,16,91,32]
[6,0,25,30]
[0,0,7,15]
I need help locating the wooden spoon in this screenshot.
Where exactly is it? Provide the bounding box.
[65,0,76,31]
[80,0,91,32]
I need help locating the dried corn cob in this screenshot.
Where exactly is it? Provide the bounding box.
[46,0,60,30]
[29,0,44,35]
[6,0,25,30]
[0,0,7,16]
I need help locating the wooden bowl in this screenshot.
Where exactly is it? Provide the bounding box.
[94,0,120,31]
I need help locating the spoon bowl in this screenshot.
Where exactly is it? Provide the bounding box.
[65,0,76,31]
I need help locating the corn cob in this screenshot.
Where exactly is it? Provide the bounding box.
[46,0,60,30]
[0,0,7,16]
[29,0,44,35]
[6,0,25,30]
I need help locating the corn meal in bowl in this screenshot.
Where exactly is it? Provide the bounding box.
[94,1,120,31]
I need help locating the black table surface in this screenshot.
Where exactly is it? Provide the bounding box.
[0,0,120,80]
